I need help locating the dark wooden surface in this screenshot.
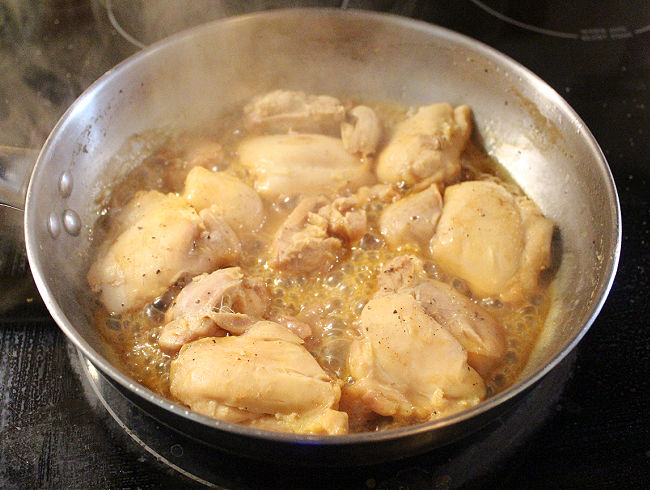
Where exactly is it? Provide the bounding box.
[1,1,648,488]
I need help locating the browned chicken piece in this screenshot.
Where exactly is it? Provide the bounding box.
[270,192,369,274]
[346,293,486,420]
[431,180,554,302]
[183,166,265,233]
[341,105,382,156]
[243,90,345,134]
[237,133,373,199]
[169,321,349,435]
[376,103,472,186]
[158,267,271,354]
[379,184,443,250]
[87,191,241,314]
[377,256,505,377]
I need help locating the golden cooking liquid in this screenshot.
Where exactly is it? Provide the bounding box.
[92,100,552,432]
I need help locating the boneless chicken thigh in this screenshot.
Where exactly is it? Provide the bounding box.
[340,105,382,156]
[182,166,265,233]
[376,103,472,186]
[158,267,271,354]
[270,194,367,274]
[379,184,443,250]
[431,180,553,302]
[237,133,372,199]
[377,256,505,377]
[243,90,346,135]
[170,321,348,435]
[346,293,486,420]
[87,190,241,313]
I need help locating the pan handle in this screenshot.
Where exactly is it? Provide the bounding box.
[0,145,40,211]
[0,146,42,313]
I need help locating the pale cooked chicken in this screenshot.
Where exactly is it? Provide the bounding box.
[90,92,556,436]
[341,105,382,156]
[183,166,265,233]
[169,321,348,435]
[237,133,373,199]
[243,90,345,135]
[376,103,471,186]
[377,256,505,377]
[270,194,367,274]
[379,184,443,250]
[183,139,225,170]
[431,180,553,302]
[346,293,486,420]
[159,267,271,354]
[87,191,241,313]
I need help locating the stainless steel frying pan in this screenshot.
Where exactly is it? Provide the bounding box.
[0,9,620,465]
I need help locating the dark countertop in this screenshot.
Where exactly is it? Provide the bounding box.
[1,1,648,488]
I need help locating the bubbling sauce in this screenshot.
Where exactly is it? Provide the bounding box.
[92,98,552,433]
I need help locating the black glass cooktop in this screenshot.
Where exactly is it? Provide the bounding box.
[0,1,648,488]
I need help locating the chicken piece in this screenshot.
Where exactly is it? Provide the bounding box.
[158,267,271,354]
[237,133,373,199]
[159,138,226,192]
[341,105,382,156]
[346,293,486,420]
[270,194,367,274]
[431,180,553,302]
[170,321,348,435]
[243,90,345,135]
[414,280,506,377]
[183,166,265,233]
[87,190,241,314]
[379,184,443,250]
[376,103,472,186]
[270,196,341,274]
[377,256,505,377]
[184,140,225,170]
